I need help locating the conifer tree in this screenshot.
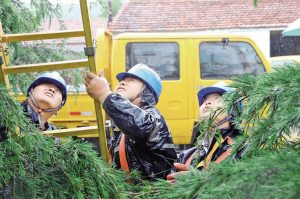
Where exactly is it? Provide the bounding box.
[147,62,300,199]
[0,84,143,198]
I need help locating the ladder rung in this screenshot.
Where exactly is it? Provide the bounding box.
[43,126,98,137]
[3,59,89,74]
[2,30,85,43]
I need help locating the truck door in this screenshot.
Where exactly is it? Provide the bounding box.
[118,40,189,144]
[95,28,113,133]
[96,29,113,83]
[191,38,269,141]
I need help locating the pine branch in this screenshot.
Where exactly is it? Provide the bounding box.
[0,113,27,132]
[150,147,300,199]
[147,63,300,199]
[0,84,140,198]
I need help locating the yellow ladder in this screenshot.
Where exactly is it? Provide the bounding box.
[0,0,109,162]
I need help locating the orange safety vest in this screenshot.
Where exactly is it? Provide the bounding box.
[108,133,131,182]
[185,137,233,170]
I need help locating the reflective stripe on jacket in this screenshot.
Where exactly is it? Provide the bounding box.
[171,125,246,173]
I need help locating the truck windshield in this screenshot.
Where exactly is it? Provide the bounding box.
[126,42,180,80]
[199,42,265,79]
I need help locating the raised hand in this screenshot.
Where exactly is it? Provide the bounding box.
[85,69,112,103]
[167,163,191,183]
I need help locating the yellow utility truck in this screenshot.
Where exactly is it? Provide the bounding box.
[24,30,271,148]
[269,55,300,68]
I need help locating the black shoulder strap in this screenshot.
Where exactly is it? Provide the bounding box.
[217,105,235,126]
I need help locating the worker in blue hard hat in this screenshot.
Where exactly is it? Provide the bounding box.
[85,63,177,181]
[26,72,67,129]
[167,81,246,183]
[0,72,67,142]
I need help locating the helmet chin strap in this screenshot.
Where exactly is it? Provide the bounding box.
[215,105,235,127]
[28,88,62,128]
[129,83,152,102]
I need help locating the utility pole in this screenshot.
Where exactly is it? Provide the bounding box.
[106,0,112,28]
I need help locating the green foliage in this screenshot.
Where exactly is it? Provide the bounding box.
[29,0,64,26]
[0,0,63,94]
[0,0,39,34]
[0,84,141,198]
[147,62,300,198]
[96,0,123,18]
[149,146,300,199]
[228,62,300,157]
[195,105,226,149]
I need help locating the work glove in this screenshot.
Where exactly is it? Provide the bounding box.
[166,163,190,183]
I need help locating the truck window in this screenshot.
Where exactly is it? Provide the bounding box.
[199,42,265,79]
[271,60,294,68]
[126,42,180,80]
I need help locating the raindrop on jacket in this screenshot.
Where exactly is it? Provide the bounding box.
[103,93,177,181]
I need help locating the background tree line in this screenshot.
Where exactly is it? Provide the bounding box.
[0,0,123,95]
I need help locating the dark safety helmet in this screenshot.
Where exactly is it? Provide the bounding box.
[27,72,67,107]
[116,63,162,104]
[197,81,243,126]
[197,81,234,107]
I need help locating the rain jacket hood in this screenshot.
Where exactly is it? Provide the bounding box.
[141,84,157,106]
[103,93,177,181]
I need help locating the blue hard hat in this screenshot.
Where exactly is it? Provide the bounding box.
[116,64,162,104]
[197,81,234,107]
[27,72,67,106]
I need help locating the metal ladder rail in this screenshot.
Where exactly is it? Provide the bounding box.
[0,0,109,162]
[79,0,108,162]
[0,30,87,81]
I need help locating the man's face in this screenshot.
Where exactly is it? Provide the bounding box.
[114,76,144,106]
[31,83,63,109]
[199,93,228,124]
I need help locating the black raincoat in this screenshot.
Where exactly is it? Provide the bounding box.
[103,93,177,181]
[0,101,57,142]
[171,125,246,172]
